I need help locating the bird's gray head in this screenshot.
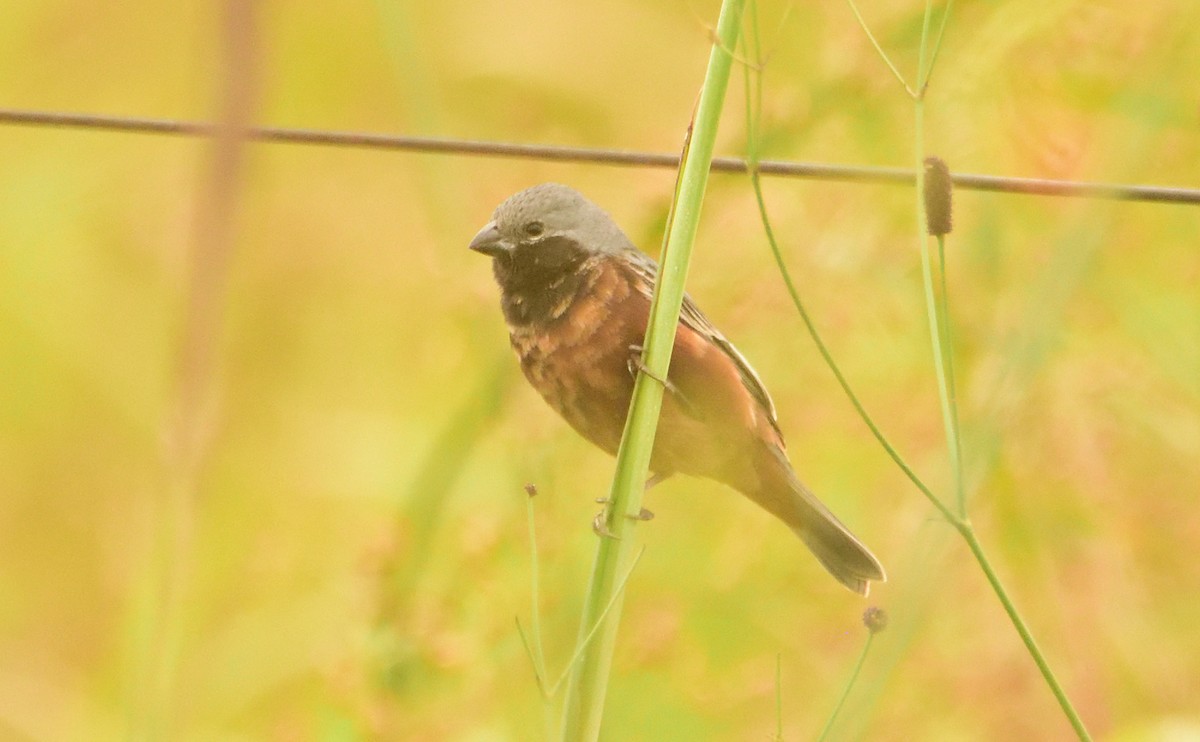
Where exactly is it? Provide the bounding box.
[468,184,636,283]
[469,183,641,323]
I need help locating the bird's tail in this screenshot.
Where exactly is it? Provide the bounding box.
[751,445,886,596]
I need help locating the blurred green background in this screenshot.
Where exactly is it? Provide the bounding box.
[1,1,1197,740]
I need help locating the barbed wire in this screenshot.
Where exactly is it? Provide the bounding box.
[2,107,1197,205]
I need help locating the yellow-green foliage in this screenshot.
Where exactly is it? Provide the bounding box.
[0,1,1196,740]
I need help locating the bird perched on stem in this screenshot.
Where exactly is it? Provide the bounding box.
[469,183,885,595]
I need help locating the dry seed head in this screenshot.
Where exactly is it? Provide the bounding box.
[923,156,953,237]
[863,606,889,634]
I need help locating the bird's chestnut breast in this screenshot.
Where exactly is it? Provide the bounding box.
[506,258,647,454]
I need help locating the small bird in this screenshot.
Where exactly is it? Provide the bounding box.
[469,183,885,595]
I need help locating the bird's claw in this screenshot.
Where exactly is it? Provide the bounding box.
[626,344,668,386]
[627,345,678,393]
[628,345,694,412]
[592,510,618,539]
[593,497,653,530]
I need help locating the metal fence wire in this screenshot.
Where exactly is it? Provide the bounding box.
[2,108,1197,205]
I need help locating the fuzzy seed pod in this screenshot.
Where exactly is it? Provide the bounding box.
[923,156,953,237]
[862,606,889,634]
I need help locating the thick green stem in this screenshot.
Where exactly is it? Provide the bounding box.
[558,1,745,738]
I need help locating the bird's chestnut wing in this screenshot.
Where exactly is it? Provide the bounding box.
[623,250,783,441]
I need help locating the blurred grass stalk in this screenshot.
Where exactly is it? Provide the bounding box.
[558,0,745,738]
[377,352,514,609]
[125,2,259,738]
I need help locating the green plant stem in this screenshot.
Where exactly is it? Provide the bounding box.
[912,9,963,521]
[918,0,955,95]
[747,3,1093,738]
[519,548,646,695]
[753,151,1094,736]
[842,0,915,97]
[774,653,783,741]
[525,495,549,693]
[745,171,954,525]
[517,491,553,737]
[912,103,962,522]
[956,520,1092,740]
[748,133,1088,742]
[551,549,645,699]
[558,1,745,738]
[910,11,1090,739]
[935,236,966,516]
[741,5,952,526]
[816,632,875,742]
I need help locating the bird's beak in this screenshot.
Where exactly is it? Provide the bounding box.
[468,221,512,258]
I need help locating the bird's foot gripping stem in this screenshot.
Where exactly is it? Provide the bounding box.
[626,345,694,413]
[592,497,655,538]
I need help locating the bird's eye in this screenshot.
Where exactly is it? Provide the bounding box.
[524,220,545,237]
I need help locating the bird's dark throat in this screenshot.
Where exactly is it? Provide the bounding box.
[494,235,592,326]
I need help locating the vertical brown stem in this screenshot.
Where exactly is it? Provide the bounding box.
[129,2,260,738]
